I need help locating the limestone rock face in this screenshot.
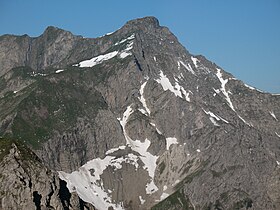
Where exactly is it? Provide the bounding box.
[0,17,279,210]
[0,138,95,209]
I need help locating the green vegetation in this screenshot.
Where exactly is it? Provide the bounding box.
[10,66,34,79]
[152,160,209,210]
[159,161,166,174]
[1,51,130,149]
[210,165,244,178]
[0,137,40,163]
[233,197,253,209]
[175,160,209,190]
[151,188,194,210]
[11,77,107,148]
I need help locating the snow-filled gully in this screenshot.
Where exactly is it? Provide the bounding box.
[59,103,160,209]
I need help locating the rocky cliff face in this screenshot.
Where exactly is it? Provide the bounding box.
[0,137,96,209]
[0,16,279,210]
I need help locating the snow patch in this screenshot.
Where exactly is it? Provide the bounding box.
[171,180,180,187]
[78,51,118,67]
[58,155,129,210]
[105,32,114,36]
[196,149,201,153]
[156,71,190,102]
[131,139,159,194]
[166,137,179,150]
[276,132,280,138]
[180,85,191,102]
[163,185,168,191]
[191,56,199,68]
[209,117,220,126]
[55,69,64,74]
[119,51,131,59]
[160,193,169,201]
[139,196,145,204]
[156,71,182,98]
[60,104,160,207]
[105,145,126,155]
[213,88,221,94]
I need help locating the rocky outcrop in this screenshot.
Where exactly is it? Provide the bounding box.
[0,137,95,209]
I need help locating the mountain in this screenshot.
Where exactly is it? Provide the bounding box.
[0,16,279,210]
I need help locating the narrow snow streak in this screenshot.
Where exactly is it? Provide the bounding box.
[179,61,196,75]
[118,105,134,145]
[216,68,235,111]
[270,111,278,121]
[181,88,191,102]
[139,81,151,115]
[244,83,264,93]
[118,106,159,194]
[105,145,126,155]
[203,109,229,124]
[276,132,280,138]
[115,34,135,45]
[150,123,162,134]
[238,115,252,127]
[119,40,134,58]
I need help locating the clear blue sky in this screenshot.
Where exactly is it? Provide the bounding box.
[0,0,279,93]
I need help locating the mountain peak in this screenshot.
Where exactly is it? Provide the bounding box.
[126,16,160,27]
[43,26,64,33]
[41,26,73,39]
[121,16,160,33]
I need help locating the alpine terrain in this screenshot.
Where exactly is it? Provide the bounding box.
[0,17,279,210]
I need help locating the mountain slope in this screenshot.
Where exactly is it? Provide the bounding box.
[0,16,279,210]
